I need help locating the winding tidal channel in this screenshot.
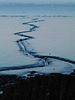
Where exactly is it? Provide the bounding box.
[0,18,75,72]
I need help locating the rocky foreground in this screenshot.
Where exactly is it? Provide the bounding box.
[0,72,75,100]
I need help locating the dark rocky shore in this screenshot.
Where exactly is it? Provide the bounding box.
[0,72,75,100]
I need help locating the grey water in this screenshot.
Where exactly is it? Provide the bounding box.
[0,3,75,17]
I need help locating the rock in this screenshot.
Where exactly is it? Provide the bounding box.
[0,74,75,100]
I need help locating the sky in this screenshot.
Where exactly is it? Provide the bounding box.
[0,0,75,4]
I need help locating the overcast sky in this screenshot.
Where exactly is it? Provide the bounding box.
[0,0,75,4]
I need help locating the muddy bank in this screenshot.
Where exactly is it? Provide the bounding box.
[0,73,75,100]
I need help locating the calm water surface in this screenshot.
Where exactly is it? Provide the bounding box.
[0,4,75,67]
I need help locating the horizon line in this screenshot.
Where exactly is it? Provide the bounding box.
[0,2,75,5]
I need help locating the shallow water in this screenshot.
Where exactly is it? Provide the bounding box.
[0,4,75,75]
[0,16,75,67]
